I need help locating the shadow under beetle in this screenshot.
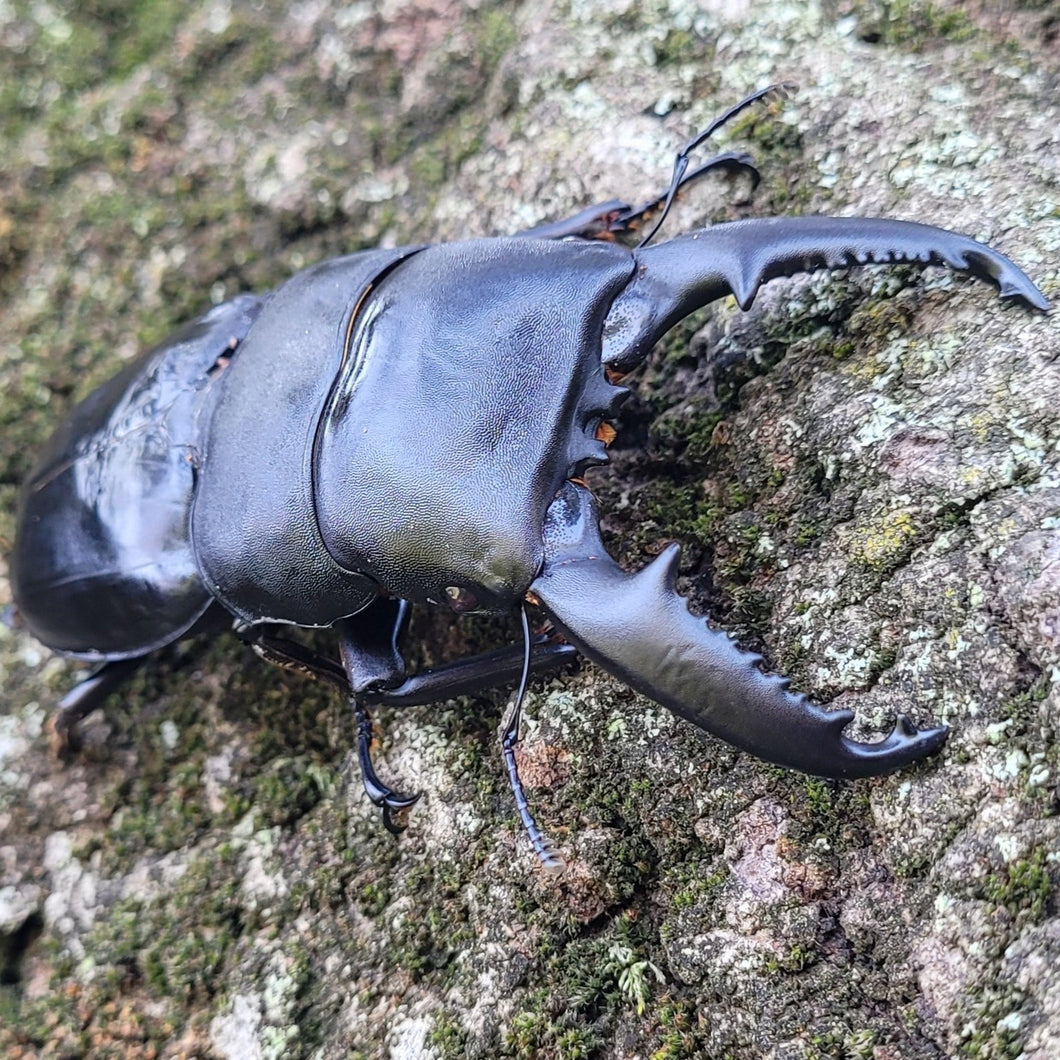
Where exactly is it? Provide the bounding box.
[11,88,1049,867]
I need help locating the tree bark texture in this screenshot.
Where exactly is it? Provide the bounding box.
[0,1,1058,1057]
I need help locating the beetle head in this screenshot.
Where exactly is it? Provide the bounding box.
[312,237,634,612]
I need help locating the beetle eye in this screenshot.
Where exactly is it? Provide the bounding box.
[444,585,478,613]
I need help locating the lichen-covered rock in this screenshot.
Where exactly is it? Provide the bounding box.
[1,1,1057,1057]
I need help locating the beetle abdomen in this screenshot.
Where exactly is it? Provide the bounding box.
[11,295,263,659]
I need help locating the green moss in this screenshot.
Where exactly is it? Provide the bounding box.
[0,0,184,143]
[1,845,253,1054]
[504,921,666,1058]
[641,479,706,531]
[959,987,1029,1059]
[649,408,725,466]
[0,970,96,1056]
[726,96,803,157]
[652,28,710,68]
[649,999,699,1060]
[476,6,519,68]
[90,847,244,1004]
[254,757,339,827]
[406,112,486,193]
[381,861,478,981]
[660,857,730,927]
[1000,676,1050,724]
[428,1012,470,1058]
[979,848,1053,925]
[846,0,978,50]
[785,777,874,856]
[808,1025,878,1059]
[172,7,282,90]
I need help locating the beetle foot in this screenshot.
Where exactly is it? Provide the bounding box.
[361,758,422,836]
[378,791,423,836]
[47,657,146,760]
[353,697,421,834]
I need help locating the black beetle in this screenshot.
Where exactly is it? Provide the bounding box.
[10,88,1048,865]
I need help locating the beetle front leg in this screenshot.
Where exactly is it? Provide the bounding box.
[335,606,423,833]
[361,634,576,862]
[517,152,760,242]
[345,631,576,834]
[244,613,578,832]
[243,627,349,691]
[241,603,423,831]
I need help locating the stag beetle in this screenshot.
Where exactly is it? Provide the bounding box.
[11,88,1049,867]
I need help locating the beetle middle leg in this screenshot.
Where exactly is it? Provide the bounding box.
[335,601,422,833]
[360,624,574,865]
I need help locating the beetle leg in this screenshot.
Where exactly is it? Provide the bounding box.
[359,641,577,708]
[246,618,576,833]
[50,657,145,755]
[334,606,422,833]
[360,635,575,854]
[352,635,575,836]
[521,82,791,244]
[335,599,411,693]
[355,613,572,864]
[246,604,574,705]
[349,695,421,834]
[517,153,760,242]
[244,599,412,694]
[359,636,574,856]
[240,604,422,831]
[243,627,350,692]
[517,199,634,241]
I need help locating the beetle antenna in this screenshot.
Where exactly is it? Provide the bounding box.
[500,606,564,873]
[636,81,797,251]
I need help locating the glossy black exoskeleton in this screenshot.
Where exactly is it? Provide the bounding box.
[11,88,1048,866]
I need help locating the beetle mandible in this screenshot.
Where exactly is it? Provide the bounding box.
[10,87,1049,867]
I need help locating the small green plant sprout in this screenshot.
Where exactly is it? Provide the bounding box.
[604,941,666,1016]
